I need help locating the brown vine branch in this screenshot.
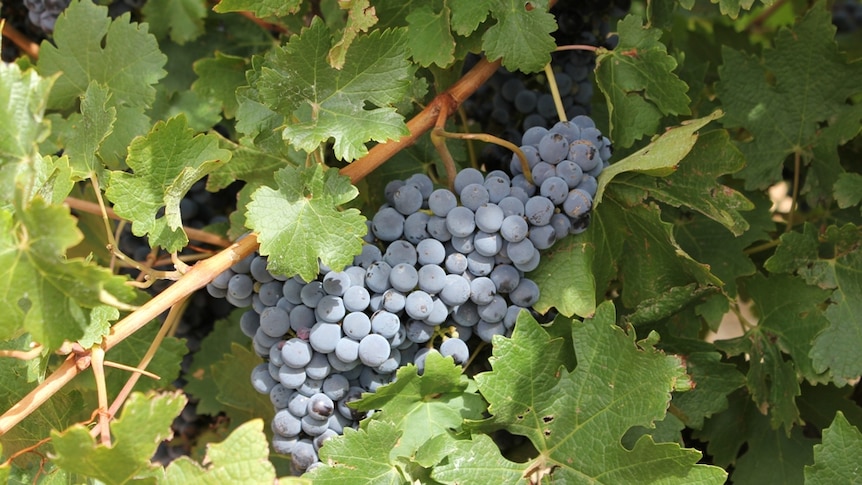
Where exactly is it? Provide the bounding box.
[1,21,39,59]
[554,44,599,53]
[0,345,43,360]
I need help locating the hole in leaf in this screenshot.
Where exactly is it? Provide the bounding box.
[542,415,554,423]
[17,296,31,313]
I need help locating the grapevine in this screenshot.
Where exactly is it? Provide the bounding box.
[0,0,861,484]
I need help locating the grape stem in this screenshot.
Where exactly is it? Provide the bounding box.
[554,44,599,53]
[543,62,567,123]
[91,345,111,446]
[430,104,459,190]
[0,345,43,360]
[433,129,535,185]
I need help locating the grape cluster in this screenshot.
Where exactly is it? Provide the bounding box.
[20,0,146,35]
[833,0,862,33]
[206,117,609,474]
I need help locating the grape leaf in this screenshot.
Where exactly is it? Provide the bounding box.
[0,60,53,173]
[191,52,248,119]
[481,0,557,73]
[670,351,746,429]
[163,419,280,484]
[626,284,720,327]
[532,228,601,318]
[805,412,862,484]
[717,4,862,190]
[675,213,759,298]
[431,434,525,485]
[717,273,831,432]
[594,110,723,205]
[764,223,862,384]
[696,391,817,484]
[797,382,862,431]
[834,172,862,213]
[405,5,456,67]
[63,82,116,178]
[471,304,726,483]
[0,200,137,349]
[595,15,692,148]
[255,19,412,161]
[213,0,302,18]
[106,115,231,253]
[246,164,366,282]
[351,351,486,458]
[304,420,403,483]
[142,0,206,45]
[328,0,379,70]
[51,391,186,484]
[37,0,167,110]
[626,130,753,236]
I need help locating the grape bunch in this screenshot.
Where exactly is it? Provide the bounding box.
[206,116,609,474]
[18,0,146,37]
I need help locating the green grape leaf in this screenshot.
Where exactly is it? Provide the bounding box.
[609,197,720,309]
[163,419,279,484]
[595,110,723,205]
[27,154,75,205]
[627,130,752,235]
[51,391,186,484]
[76,305,119,348]
[717,4,862,190]
[63,82,116,178]
[471,304,726,483]
[532,227,602,318]
[797,382,862,431]
[449,0,491,35]
[142,0,206,45]
[805,412,862,484]
[37,0,167,110]
[405,5,455,67]
[304,420,403,483]
[328,0,379,69]
[481,0,556,73]
[431,434,525,484]
[675,213,760,298]
[763,223,862,384]
[595,15,692,148]
[255,19,412,161]
[192,53,249,119]
[0,201,137,349]
[213,0,302,18]
[810,248,862,385]
[834,172,862,213]
[0,61,53,172]
[184,342,274,431]
[695,391,817,483]
[717,273,831,432]
[246,164,366,282]
[626,284,720,327]
[105,115,231,253]
[671,351,746,429]
[351,351,486,458]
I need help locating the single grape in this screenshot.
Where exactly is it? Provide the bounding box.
[405,173,434,199]
[538,132,570,164]
[371,207,405,241]
[384,240,417,266]
[416,238,446,265]
[251,363,277,394]
[417,264,447,294]
[489,264,520,293]
[335,337,360,363]
[382,289,406,313]
[288,391,310,417]
[282,338,313,369]
[531,162,556,186]
[313,429,339,452]
[240,310,260,339]
[259,306,290,338]
[342,285,370,312]
[307,393,335,420]
[476,320,506,342]
[300,281,326,308]
[469,277,497,305]
[389,263,419,292]
[445,252,468,274]
[428,189,457,217]
[426,216,452,242]
[315,295,345,323]
[392,183,423,215]
[540,176,569,205]
[354,244,383,269]
[466,251,495,276]
[525,196,555,226]
[249,255,273,283]
[460,183,491,211]
[358,334,391,367]
[227,274,254,300]
[484,175,511,203]
[258,281,283,307]
[510,278,540,307]
[305,352,332,381]
[440,338,470,365]
[278,365,307,389]
[498,196,525,217]
[522,126,549,146]
[322,271,351,296]
[569,142,599,172]
[273,409,302,437]
[289,305,315,333]
[529,224,557,250]
[555,160,584,189]
[301,414,330,436]
[549,120,581,142]
[453,301,480,327]
[500,215,529,242]
[371,311,400,338]
[450,234,475,254]
[475,203,505,233]
[365,261,393,293]
[377,348,402,374]
[446,206,476,238]
[478,295,508,323]
[308,322,341,354]
[405,290,434,319]
[406,319,435,343]
[563,188,593,219]
[404,211,431,245]
[322,374,350,401]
